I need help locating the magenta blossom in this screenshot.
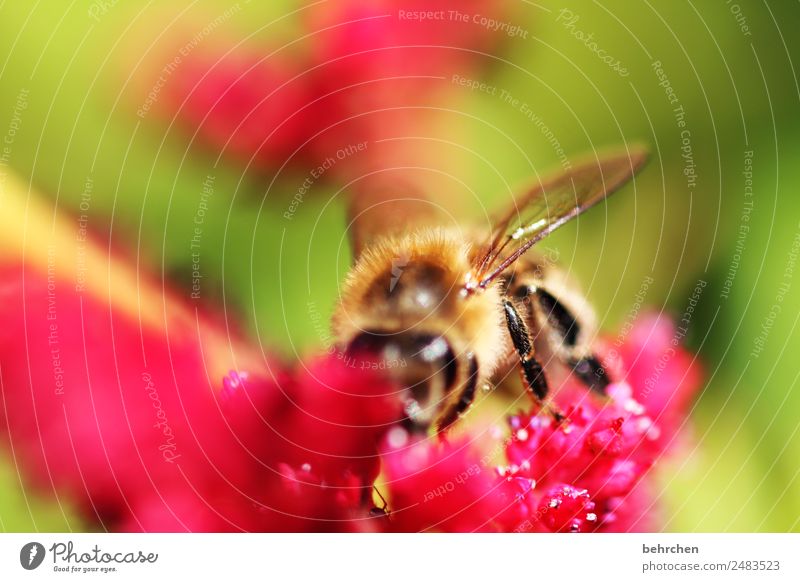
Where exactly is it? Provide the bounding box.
[1,243,699,532]
[375,316,701,533]
[157,0,514,177]
[1,177,700,532]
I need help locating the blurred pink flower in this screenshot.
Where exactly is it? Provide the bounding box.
[0,236,700,532]
[171,53,326,168]
[160,0,513,176]
[0,231,700,532]
[0,260,400,531]
[368,315,701,532]
[0,176,700,533]
[379,435,509,532]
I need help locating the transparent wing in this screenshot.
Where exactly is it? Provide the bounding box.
[472,145,649,290]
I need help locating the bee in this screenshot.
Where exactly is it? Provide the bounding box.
[332,146,648,434]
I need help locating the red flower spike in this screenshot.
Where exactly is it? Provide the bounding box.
[2,175,701,532]
[380,433,506,533]
[0,183,700,532]
[159,0,515,176]
[0,178,405,531]
[267,353,405,487]
[537,485,597,533]
[617,313,703,434]
[379,314,701,533]
[1,273,698,532]
[585,417,626,457]
[169,51,328,167]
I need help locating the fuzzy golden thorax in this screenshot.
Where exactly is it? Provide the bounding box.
[332,228,508,379]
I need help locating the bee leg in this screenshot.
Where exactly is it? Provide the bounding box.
[570,355,611,395]
[435,353,479,435]
[516,284,610,399]
[368,485,391,518]
[502,299,565,423]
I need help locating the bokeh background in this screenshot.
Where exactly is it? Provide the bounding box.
[1,0,798,532]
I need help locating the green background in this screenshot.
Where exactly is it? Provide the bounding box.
[1,0,798,531]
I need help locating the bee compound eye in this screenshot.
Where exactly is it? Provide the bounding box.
[348,332,456,379]
[347,331,459,427]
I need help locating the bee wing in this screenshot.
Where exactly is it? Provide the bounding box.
[345,178,451,259]
[472,145,649,289]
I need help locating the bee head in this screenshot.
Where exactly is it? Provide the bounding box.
[346,330,458,431]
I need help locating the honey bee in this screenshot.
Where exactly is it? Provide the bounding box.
[332,146,648,434]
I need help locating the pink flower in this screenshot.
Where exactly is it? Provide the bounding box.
[0,263,401,532]
[0,260,273,531]
[379,435,509,532]
[1,175,701,532]
[616,313,702,436]
[0,176,397,531]
[0,244,699,532]
[0,239,699,532]
[170,52,326,167]
[499,383,662,532]
[373,315,701,532]
[272,310,692,535]
[159,0,514,176]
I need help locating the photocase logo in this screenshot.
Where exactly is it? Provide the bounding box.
[20,542,46,570]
